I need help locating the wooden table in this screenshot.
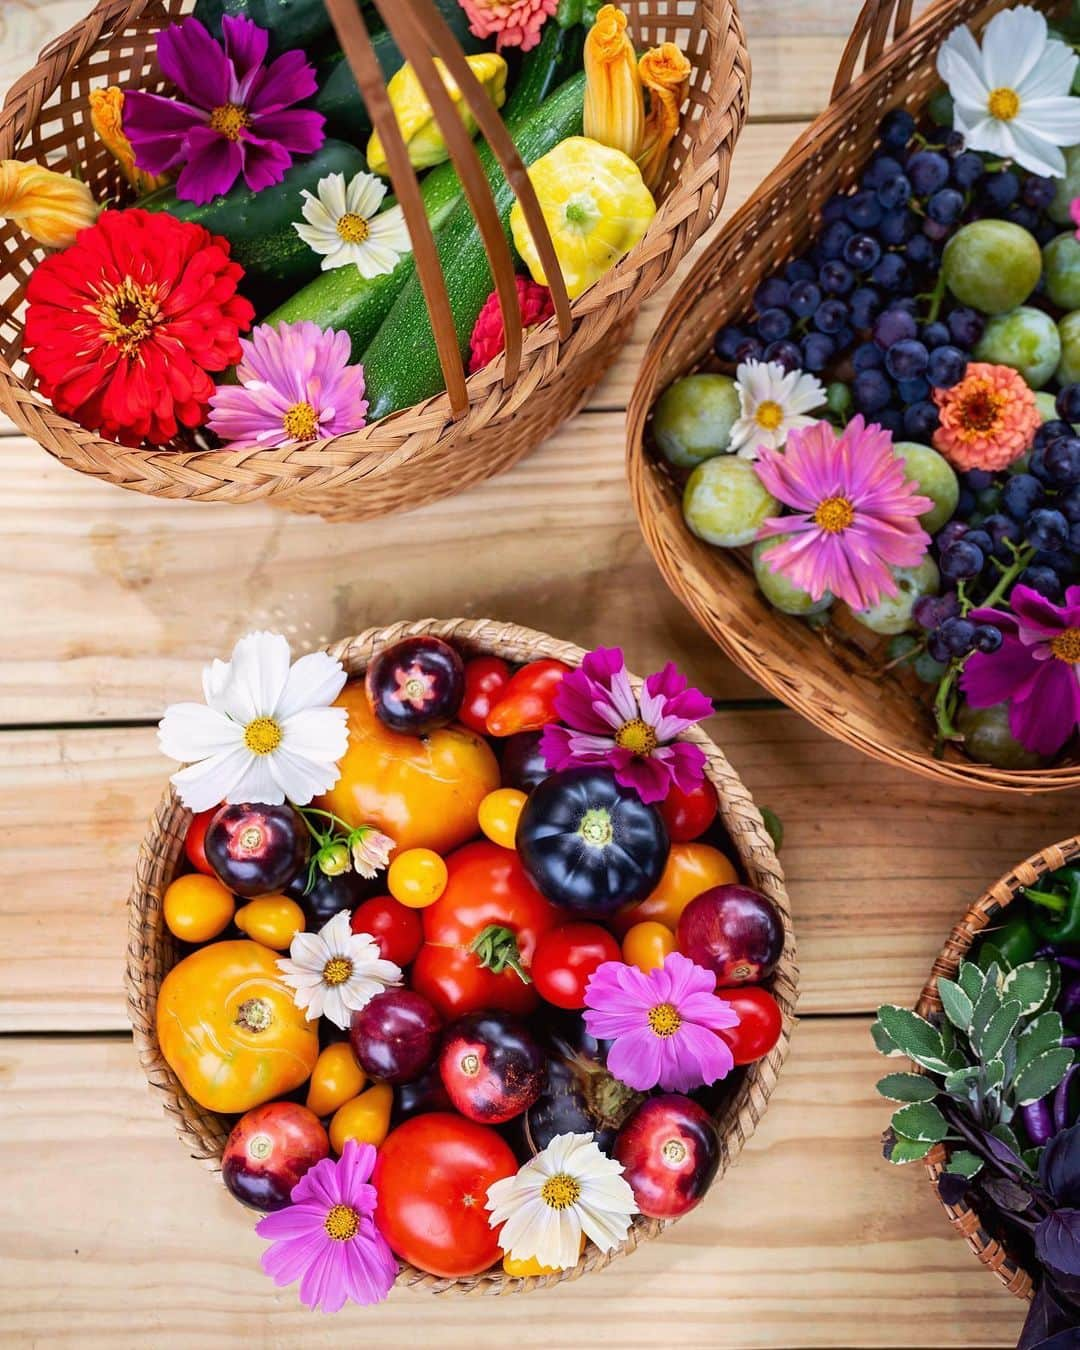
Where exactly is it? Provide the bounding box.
[0,2,1070,1344]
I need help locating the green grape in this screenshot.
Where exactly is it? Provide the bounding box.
[826,381,853,417]
[653,373,740,468]
[927,85,954,126]
[752,536,833,616]
[1043,233,1080,310]
[892,441,959,534]
[1057,311,1080,386]
[1035,391,1080,433]
[956,701,1048,769]
[682,457,779,547]
[914,651,946,684]
[887,634,919,664]
[1050,145,1080,224]
[974,306,1061,388]
[942,220,1042,315]
[847,556,940,635]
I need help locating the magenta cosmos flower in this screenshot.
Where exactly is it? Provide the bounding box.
[540,647,712,804]
[583,952,739,1093]
[256,1140,397,1312]
[753,416,933,612]
[123,16,324,205]
[961,584,1080,756]
[207,320,368,450]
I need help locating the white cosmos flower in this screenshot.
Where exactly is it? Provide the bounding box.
[938,6,1080,177]
[293,170,412,276]
[158,632,349,812]
[729,359,827,459]
[486,1133,637,1272]
[277,910,402,1031]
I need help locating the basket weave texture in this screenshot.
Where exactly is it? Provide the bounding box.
[625,0,1080,795]
[125,617,798,1296]
[0,0,749,522]
[915,835,1080,1301]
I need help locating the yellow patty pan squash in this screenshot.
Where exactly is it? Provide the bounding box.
[367,53,507,176]
[509,137,656,300]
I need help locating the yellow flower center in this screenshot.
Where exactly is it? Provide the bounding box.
[336,211,370,244]
[1051,628,1080,664]
[93,275,161,358]
[614,718,658,755]
[957,385,1005,436]
[987,87,1020,121]
[209,102,251,141]
[647,1002,682,1037]
[812,495,855,534]
[243,716,283,755]
[282,401,319,442]
[323,956,354,987]
[540,1174,581,1210]
[754,399,784,431]
[324,1204,359,1242]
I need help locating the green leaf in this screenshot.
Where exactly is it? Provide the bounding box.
[992,1122,1022,1157]
[985,1057,1007,1090]
[1017,1012,1065,1075]
[978,944,1006,976]
[885,1131,934,1164]
[938,978,973,1031]
[893,1100,949,1144]
[958,960,985,1005]
[944,1064,980,1094]
[875,1006,949,1072]
[759,806,783,853]
[1013,1047,1076,1105]
[876,1072,938,1102]
[872,1017,899,1056]
[944,1150,983,1179]
[1002,961,1054,1017]
[974,999,1022,1062]
[971,977,1003,1045]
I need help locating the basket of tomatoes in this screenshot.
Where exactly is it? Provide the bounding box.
[126,617,796,1306]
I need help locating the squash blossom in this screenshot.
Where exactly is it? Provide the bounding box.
[0,159,98,248]
[367,53,507,177]
[637,43,691,192]
[88,87,169,194]
[583,4,645,159]
[510,136,656,300]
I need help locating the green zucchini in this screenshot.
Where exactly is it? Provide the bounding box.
[193,0,337,54]
[502,18,585,121]
[138,140,365,311]
[360,72,585,422]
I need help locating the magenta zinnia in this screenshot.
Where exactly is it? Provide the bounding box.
[583,952,739,1093]
[540,646,713,804]
[753,416,933,611]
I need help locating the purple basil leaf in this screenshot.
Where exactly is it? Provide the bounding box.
[1041,1123,1080,1206]
[982,1176,1038,1214]
[936,1172,970,1206]
[1017,1281,1080,1350]
[1036,1209,1080,1277]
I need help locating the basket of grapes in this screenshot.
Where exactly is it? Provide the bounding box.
[627,0,1080,792]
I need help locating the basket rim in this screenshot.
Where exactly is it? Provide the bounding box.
[124,616,799,1298]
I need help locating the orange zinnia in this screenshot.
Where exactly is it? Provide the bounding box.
[932,361,1041,471]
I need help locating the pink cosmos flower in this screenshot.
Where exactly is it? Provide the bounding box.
[459,0,558,51]
[123,16,324,204]
[583,952,740,1093]
[256,1140,397,1313]
[960,584,1080,757]
[207,321,368,450]
[753,416,933,612]
[540,646,713,804]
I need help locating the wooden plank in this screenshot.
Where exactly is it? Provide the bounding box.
[2,715,1077,1032]
[0,1022,1026,1348]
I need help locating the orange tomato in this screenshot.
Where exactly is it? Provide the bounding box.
[233,894,305,950]
[621,920,677,972]
[478,788,527,849]
[163,873,235,943]
[388,848,449,908]
[613,842,738,935]
[319,685,499,854]
[307,1042,367,1118]
[329,1083,393,1153]
[502,1233,585,1277]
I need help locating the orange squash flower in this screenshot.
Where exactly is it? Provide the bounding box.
[932,362,1041,471]
[88,87,169,194]
[584,4,644,159]
[0,160,98,248]
[637,43,691,191]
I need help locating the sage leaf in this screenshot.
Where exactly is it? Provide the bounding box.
[971,977,1003,1045]
[876,1072,938,1103]
[875,1005,948,1072]
[871,1019,899,1056]
[884,1130,933,1164]
[938,977,973,1031]
[983,1056,1006,1090]
[1017,1012,1066,1076]
[944,1149,983,1179]
[958,960,984,1005]
[1014,1047,1076,1106]
[893,1100,949,1144]
[944,1065,980,1094]
[1002,961,1054,1016]
[974,999,1022,1062]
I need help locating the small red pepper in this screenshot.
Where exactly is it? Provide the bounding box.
[485,659,570,737]
[458,657,511,735]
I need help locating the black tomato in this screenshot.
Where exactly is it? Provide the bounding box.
[390,1063,454,1125]
[499,731,550,792]
[285,865,373,927]
[365,635,465,735]
[515,767,669,916]
[438,1010,546,1124]
[205,802,307,898]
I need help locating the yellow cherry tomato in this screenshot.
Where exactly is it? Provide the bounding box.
[163,872,235,943]
[614,842,738,935]
[233,894,306,950]
[478,788,527,849]
[306,1042,367,1118]
[622,920,677,972]
[388,848,448,909]
[503,1234,585,1277]
[330,1082,394,1153]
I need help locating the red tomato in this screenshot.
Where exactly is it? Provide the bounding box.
[350,895,423,967]
[658,780,719,843]
[716,986,783,1065]
[485,659,570,737]
[184,808,218,876]
[532,923,621,1009]
[458,657,511,735]
[373,1113,517,1277]
[411,841,561,1019]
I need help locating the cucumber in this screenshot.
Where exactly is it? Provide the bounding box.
[193,0,336,54]
[138,140,365,311]
[503,19,585,121]
[360,72,585,421]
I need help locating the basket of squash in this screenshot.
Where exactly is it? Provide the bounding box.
[0,0,748,520]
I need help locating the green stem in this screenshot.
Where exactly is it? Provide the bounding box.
[925,269,948,324]
[468,924,532,984]
[1023,886,1068,914]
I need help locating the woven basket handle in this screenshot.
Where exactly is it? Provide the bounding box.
[831,0,915,99]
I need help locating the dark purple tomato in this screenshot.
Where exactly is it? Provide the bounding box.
[676,884,785,986]
[285,865,373,927]
[350,989,442,1084]
[390,1063,454,1125]
[439,1010,546,1124]
[222,1102,329,1212]
[518,1053,640,1157]
[500,731,550,792]
[205,802,308,898]
[365,636,465,735]
[614,1094,720,1219]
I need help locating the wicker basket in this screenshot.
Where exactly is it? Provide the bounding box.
[125,616,798,1296]
[915,834,1080,1301]
[0,0,748,522]
[626,0,1080,794]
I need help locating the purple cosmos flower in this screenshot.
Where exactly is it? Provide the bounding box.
[256,1140,397,1312]
[207,320,368,450]
[123,16,324,204]
[960,583,1080,756]
[582,952,740,1093]
[753,416,933,612]
[540,646,712,804]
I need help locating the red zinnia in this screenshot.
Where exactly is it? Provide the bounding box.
[24,208,254,446]
[468,275,554,374]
